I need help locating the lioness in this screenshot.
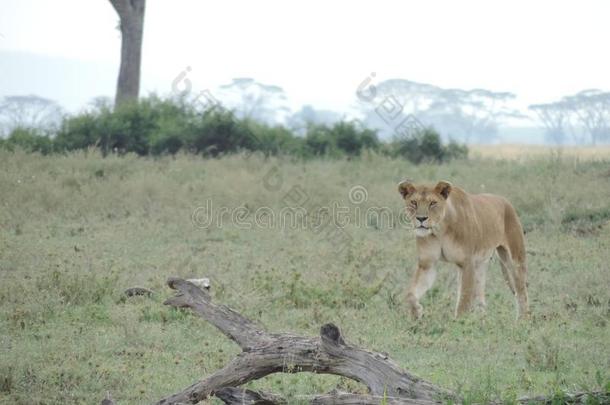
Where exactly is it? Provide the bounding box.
[398,180,529,319]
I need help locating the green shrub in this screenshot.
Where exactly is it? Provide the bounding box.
[108,98,177,155]
[331,121,379,156]
[187,107,256,156]
[55,96,195,155]
[55,98,287,157]
[0,127,53,154]
[303,121,380,157]
[304,124,339,157]
[390,127,468,163]
[14,95,465,162]
[246,120,305,156]
[53,111,101,152]
[147,99,196,155]
[445,139,469,160]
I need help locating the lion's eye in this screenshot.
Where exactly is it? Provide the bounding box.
[430,201,437,208]
[410,200,417,208]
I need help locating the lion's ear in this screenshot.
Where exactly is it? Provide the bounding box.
[398,180,416,199]
[434,181,452,200]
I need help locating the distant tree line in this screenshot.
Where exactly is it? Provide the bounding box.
[359,78,610,145]
[0,94,467,163]
[529,89,610,145]
[357,78,526,144]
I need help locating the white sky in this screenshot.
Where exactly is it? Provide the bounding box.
[1,0,610,116]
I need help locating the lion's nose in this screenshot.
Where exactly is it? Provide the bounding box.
[416,216,428,223]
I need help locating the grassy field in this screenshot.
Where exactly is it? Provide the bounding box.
[1,150,609,404]
[470,144,610,161]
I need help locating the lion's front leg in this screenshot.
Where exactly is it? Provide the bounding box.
[406,236,441,320]
[473,258,490,311]
[406,263,437,320]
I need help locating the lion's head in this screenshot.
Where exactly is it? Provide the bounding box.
[398,180,452,237]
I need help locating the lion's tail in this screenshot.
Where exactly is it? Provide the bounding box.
[504,203,526,266]
[501,201,529,318]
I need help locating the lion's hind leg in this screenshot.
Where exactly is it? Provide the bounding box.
[497,245,529,319]
[497,246,516,295]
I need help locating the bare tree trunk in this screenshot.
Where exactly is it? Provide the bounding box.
[108,0,146,107]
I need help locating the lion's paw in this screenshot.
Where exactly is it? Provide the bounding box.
[410,302,423,320]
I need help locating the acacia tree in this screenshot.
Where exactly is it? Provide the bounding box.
[563,89,610,145]
[108,0,146,107]
[530,90,610,145]
[529,101,571,145]
[372,79,440,114]
[425,88,523,143]
[218,78,290,124]
[286,105,342,135]
[356,79,440,138]
[0,95,63,135]
[357,78,523,142]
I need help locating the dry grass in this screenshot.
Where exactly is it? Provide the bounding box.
[470,144,610,161]
[0,150,609,404]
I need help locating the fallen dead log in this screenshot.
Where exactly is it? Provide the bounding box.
[214,387,287,404]
[154,277,453,404]
[214,387,610,405]
[514,392,610,404]
[215,387,440,404]
[104,278,607,404]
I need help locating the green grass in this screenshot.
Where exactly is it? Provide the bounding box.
[1,150,609,404]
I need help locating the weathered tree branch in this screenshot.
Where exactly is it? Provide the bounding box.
[215,387,441,405]
[514,392,610,404]
[164,278,269,350]
[215,387,286,404]
[102,278,608,404]
[154,278,453,404]
[214,387,610,405]
[311,393,440,405]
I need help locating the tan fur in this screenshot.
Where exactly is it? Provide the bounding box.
[398,180,529,319]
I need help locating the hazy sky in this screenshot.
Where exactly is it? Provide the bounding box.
[1,0,610,116]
